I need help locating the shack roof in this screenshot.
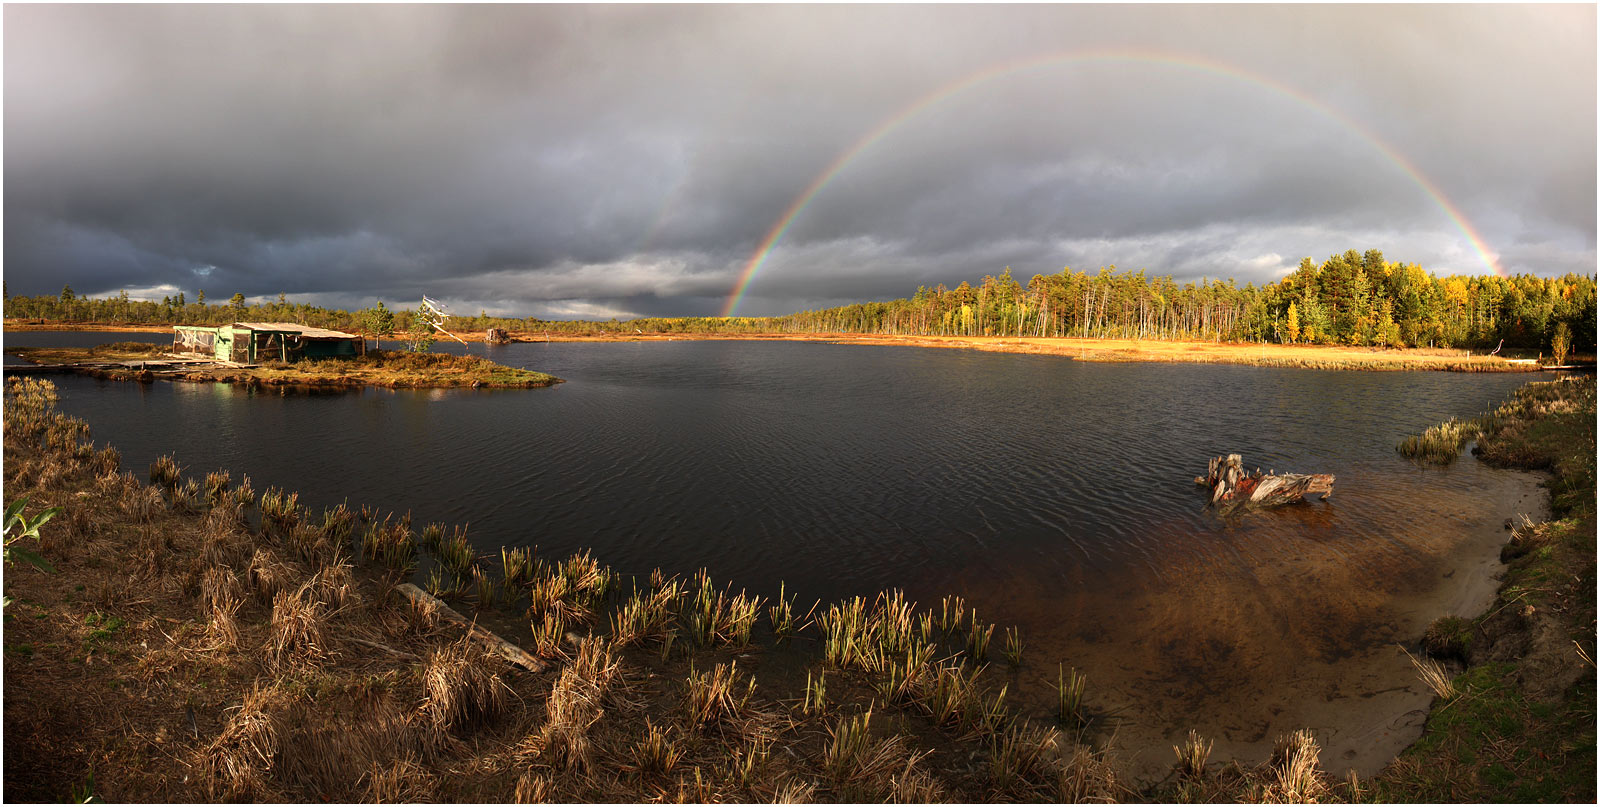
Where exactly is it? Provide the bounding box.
[229,322,359,340]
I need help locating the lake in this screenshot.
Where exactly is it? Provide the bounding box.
[3,331,1550,776]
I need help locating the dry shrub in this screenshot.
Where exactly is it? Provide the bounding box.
[771,778,817,804]
[418,635,512,738]
[286,520,340,569]
[202,526,250,571]
[363,757,435,803]
[887,755,945,803]
[202,683,291,800]
[526,637,620,772]
[132,546,164,581]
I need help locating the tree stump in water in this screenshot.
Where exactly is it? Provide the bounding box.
[1195,454,1333,509]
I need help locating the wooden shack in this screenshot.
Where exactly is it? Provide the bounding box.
[172,322,364,364]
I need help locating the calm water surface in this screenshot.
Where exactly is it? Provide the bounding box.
[5,331,1550,774]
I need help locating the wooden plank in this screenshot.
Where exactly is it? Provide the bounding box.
[393,583,547,672]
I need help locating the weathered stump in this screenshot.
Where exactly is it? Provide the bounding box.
[485,327,511,344]
[1195,454,1333,509]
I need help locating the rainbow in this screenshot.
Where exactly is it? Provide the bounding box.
[721,48,1505,317]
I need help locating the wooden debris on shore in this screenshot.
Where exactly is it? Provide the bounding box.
[485,327,511,344]
[394,582,547,672]
[1195,454,1333,509]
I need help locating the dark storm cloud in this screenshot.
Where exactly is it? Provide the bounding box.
[5,5,1593,317]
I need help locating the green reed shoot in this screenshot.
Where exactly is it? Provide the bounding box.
[1002,626,1023,667]
[804,669,827,716]
[1058,664,1088,727]
[967,614,993,662]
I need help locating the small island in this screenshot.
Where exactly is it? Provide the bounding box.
[7,340,562,390]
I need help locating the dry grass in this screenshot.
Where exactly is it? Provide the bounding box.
[1257,729,1330,803]
[1173,728,1212,780]
[418,635,512,738]
[266,586,332,671]
[684,661,756,732]
[246,548,296,603]
[201,683,288,801]
[525,637,620,772]
[1402,646,1459,702]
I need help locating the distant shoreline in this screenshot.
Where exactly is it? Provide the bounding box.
[4,320,1564,372]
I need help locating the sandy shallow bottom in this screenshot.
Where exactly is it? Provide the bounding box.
[966,468,1548,782]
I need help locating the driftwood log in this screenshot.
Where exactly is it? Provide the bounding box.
[1195,454,1333,508]
[394,582,547,672]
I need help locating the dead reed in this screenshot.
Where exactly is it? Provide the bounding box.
[246,548,295,603]
[1402,645,1459,701]
[684,660,756,732]
[1257,729,1329,803]
[527,637,620,772]
[201,683,287,801]
[631,719,684,777]
[203,470,233,507]
[1173,728,1212,780]
[418,635,512,738]
[266,585,331,670]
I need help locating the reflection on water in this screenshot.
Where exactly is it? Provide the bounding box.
[7,331,1549,775]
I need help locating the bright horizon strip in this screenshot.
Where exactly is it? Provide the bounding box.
[721,47,1505,317]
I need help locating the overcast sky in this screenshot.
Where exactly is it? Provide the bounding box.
[5,5,1594,318]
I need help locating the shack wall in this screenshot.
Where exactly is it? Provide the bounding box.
[300,338,361,358]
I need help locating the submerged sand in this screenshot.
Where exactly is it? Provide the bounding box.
[963,464,1548,781]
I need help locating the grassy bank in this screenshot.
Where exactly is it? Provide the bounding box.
[1378,375,1596,802]
[6,342,561,389]
[5,377,1381,802]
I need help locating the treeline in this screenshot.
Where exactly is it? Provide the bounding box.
[765,250,1596,352]
[6,249,1595,352]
